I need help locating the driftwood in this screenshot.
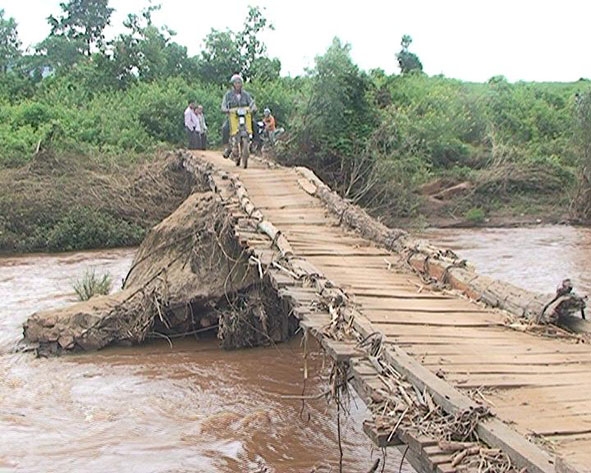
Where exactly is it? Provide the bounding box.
[535,279,587,324]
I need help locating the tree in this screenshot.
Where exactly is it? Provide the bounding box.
[48,0,114,55]
[396,34,423,74]
[36,34,86,71]
[0,9,22,73]
[198,30,242,85]
[197,5,279,85]
[108,4,190,85]
[237,6,277,81]
[294,38,378,197]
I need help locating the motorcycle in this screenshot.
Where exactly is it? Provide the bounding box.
[249,119,285,156]
[250,120,265,156]
[228,106,253,168]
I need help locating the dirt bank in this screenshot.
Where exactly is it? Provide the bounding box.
[0,150,196,253]
[404,180,576,229]
[22,155,294,355]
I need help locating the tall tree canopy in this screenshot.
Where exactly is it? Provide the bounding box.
[108,3,189,84]
[198,6,279,84]
[47,0,114,55]
[396,34,423,74]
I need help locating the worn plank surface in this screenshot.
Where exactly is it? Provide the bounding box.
[196,151,591,471]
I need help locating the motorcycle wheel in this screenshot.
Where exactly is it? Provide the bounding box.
[241,136,249,169]
[231,138,240,165]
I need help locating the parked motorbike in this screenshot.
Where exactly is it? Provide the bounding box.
[228,106,253,168]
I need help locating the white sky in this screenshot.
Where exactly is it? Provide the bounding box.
[3,0,591,82]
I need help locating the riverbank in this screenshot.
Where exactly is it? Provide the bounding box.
[0,148,580,254]
[0,150,195,253]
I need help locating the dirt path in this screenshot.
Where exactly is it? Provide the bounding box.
[198,150,591,470]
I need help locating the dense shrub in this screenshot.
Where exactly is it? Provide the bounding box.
[1,23,590,245]
[45,207,146,251]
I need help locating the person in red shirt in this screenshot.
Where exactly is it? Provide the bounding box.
[263,108,276,133]
[263,108,278,144]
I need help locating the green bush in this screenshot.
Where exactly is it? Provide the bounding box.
[464,207,485,223]
[46,207,146,251]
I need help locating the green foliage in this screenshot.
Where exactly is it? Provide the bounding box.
[36,34,87,72]
[198,6,278,85]
[0,199,146,253]
[73,268,113,300]
[47,0,114,55]
[464,207,485,223]
[0,9,21,73]
[287,38,378,196]
[45,207,145,251]
[0,3,589,239]
[570,89,591,219]
[0,122,39,166]
[198,29,242,85]
[396,35,423,74]
[237,6,276,81]
[109,4,189,84]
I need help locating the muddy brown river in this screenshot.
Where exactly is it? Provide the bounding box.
[421,224,591,296]
[0,249,397,472]
[1,224,588,472]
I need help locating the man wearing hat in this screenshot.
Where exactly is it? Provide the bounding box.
[221,74,257,158]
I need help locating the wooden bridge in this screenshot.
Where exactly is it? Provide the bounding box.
[194,150,591,473]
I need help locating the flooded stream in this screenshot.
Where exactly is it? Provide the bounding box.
[0,249,395,473]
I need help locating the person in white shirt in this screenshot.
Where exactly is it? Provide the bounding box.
[196,105,208,150]
[184,100,201,150]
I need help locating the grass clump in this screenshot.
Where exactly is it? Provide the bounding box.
[73,268,113,301]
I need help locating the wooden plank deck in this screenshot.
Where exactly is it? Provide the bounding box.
[197,151,591,472]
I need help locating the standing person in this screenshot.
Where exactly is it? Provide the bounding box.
[262,107,276,143]
[221,74,256,158]
[184,100,201,150]
[196,105,208,150]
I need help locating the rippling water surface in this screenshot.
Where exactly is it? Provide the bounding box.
[419,225,591,296]
[0,249,403,473]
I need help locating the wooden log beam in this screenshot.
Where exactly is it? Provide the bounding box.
[294,165,591,333]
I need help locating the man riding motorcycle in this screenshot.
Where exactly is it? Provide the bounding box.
[221,74,257,159]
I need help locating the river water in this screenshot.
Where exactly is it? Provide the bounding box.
[420,224,591,296]
[2,225,589,473]
[0,249,395,473]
